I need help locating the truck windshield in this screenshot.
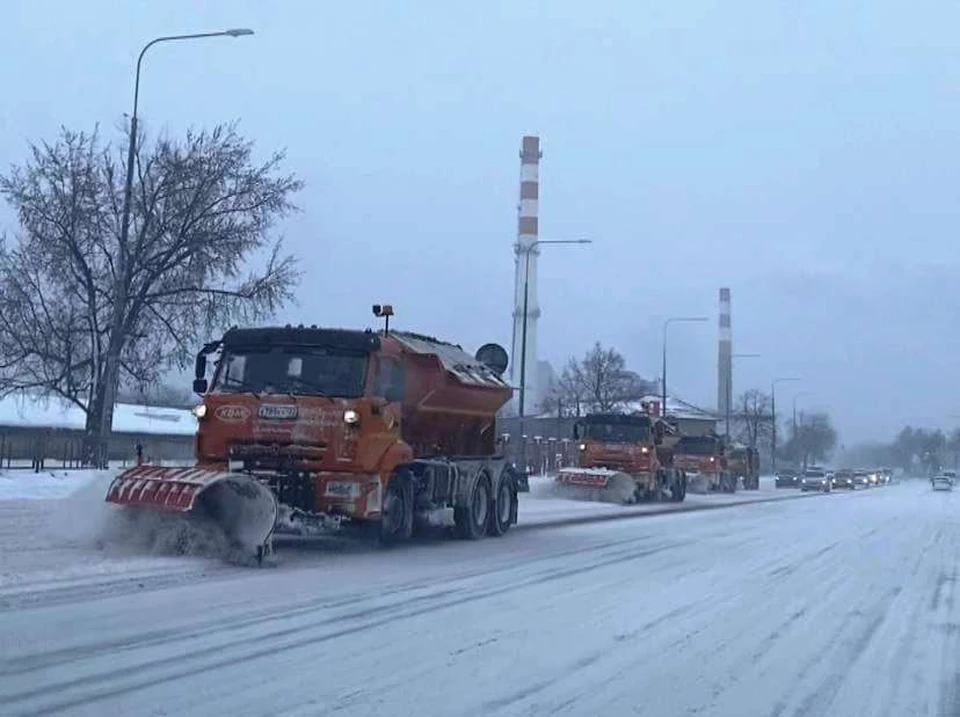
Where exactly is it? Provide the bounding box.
[212,347,368,398]
[675,436,721,455]
[581,422,651,443]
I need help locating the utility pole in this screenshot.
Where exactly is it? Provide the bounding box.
[771,377,800,474]
[517,239,591,474]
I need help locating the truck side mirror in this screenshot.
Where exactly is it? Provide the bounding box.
[572,424,581,440]
[194,352,207,381]
[193,378,208,395]
[653,422,664,445]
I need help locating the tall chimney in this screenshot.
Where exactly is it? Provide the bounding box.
[718,287,732,435]
[510,135,542,413]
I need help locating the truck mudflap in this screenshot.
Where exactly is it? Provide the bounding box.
[554,467,641,504]
[105,465,278,558]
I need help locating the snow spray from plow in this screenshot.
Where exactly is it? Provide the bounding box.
[105,466,278,561]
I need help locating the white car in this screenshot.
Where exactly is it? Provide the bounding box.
[800,468,832,492]
[932,472,955,491]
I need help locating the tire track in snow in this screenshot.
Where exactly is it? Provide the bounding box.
[0,531,688,678]
[2,538,688,716]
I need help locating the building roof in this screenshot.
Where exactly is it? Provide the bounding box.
[0,394,197,436]
[627,394,719,421]
[534,392,718,421]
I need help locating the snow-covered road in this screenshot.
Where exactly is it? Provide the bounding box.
[1,478,955,716]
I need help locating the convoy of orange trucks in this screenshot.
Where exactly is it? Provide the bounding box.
[104,305,768,561]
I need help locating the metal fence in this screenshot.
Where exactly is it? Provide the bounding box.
[0,428,194,472]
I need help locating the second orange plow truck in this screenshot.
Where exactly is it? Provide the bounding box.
[554,411,688,503]
[105,305,522,562]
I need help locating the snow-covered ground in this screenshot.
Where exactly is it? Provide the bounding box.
[0,471,947,716]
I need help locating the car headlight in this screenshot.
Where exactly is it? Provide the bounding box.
[343,409,360,425]
[192,403,207,419]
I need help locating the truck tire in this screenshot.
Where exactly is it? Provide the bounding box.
[456,473,491,540]
[488,471,517,537]
[671,470,687,502]
[379,471,414,545]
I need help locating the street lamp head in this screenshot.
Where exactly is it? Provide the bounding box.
[224,28,255,37]
[666,316,709,324]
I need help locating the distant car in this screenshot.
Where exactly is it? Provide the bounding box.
[800,468,832,492]
[932,472,955,491]
[775,469,800,488]
[852,470,871,488]
[870,469,889,486]
[832,469,855,490]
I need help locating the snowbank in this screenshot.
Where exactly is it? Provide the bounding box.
[0,468,104,500]
[0,394,196,435]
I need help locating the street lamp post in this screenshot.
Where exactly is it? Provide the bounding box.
[517,238,591,472]
[96,28,254,450]
[120,29,254,265]
[771,377,800,474]
[727,352,760,442]
[661,316,709,419]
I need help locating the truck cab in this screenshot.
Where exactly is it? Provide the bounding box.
[574,413,662,477]
[728,446,760,490]
[672,434,734,493]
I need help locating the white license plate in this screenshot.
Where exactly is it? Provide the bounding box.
[258,404,298,420]
[325,481,359,498]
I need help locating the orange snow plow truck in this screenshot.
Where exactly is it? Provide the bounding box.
[672,433,736,494]
[554,413,688,503]
[105,306,522,562]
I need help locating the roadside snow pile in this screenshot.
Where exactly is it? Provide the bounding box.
[0,469,103,501]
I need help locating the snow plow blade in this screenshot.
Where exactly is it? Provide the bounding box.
[685,472,711,494]
[105,466,278,558]
[554,467,639,504]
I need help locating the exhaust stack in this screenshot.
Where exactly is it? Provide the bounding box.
[510,135,542,411]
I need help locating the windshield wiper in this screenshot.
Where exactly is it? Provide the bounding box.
[287,376,337,403]
[220,377,262,400]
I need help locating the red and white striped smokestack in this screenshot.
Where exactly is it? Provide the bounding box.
[718,287,732,434]
[518,136,540,241]
[510,136,543,410]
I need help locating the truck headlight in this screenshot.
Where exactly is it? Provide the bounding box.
[579,443,587,451]
[343,409,360,425]
[641,446,650,454]
[192,404,207,419]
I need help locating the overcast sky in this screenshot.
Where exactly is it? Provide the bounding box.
[3,0,960,443]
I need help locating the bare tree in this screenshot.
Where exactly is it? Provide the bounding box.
[782,411,838,467]
[735,389,772,448]
[0,123,302,459]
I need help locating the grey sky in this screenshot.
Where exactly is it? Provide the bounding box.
[3,0,959,443]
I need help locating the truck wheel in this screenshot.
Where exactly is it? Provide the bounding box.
[456,474,492,540]
[488,473,517,537]
[379,472,414,545]
[671,471,687,502]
